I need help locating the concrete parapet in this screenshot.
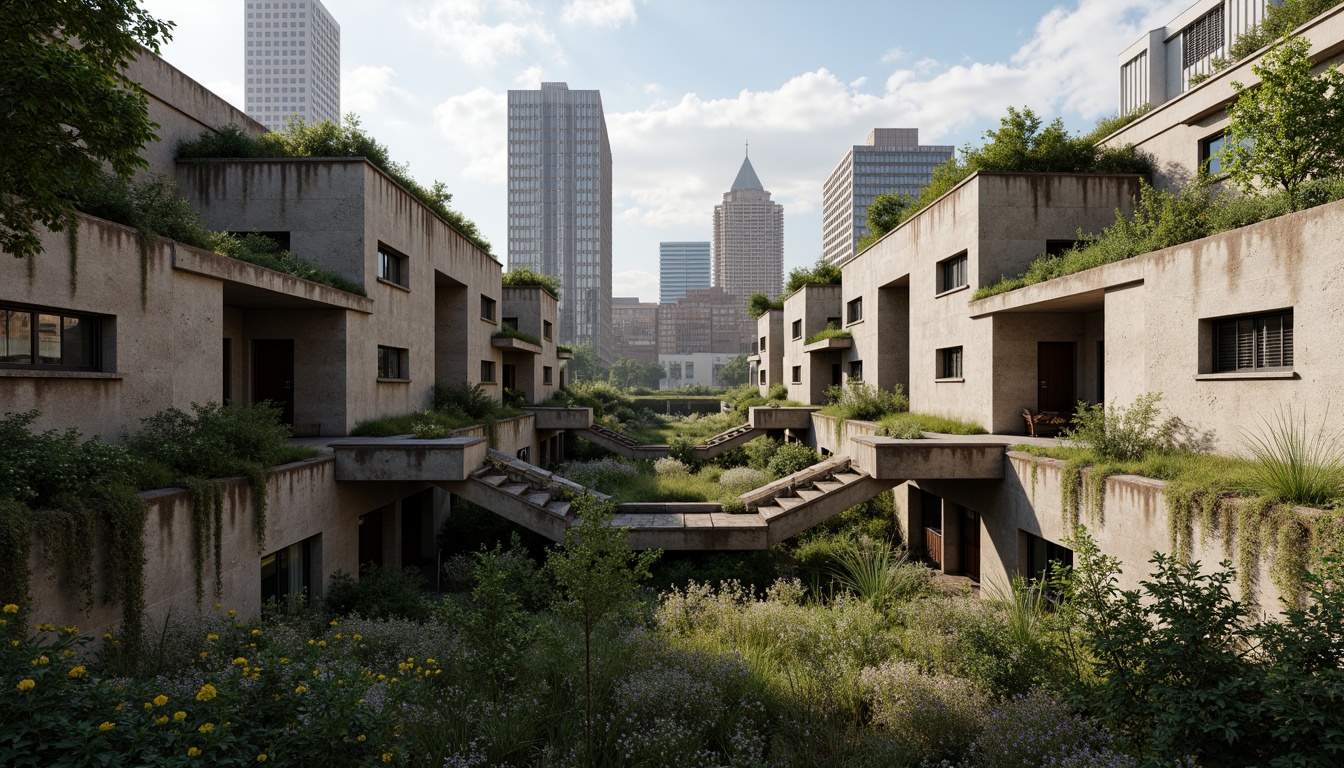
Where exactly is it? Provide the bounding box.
[332,437,488,482]
[525,407,593,430]
[749,406,818,431]
[621,508,769,551]
[850,437,1005,481]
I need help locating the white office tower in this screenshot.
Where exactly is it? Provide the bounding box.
[507,83,614,363]
[244,0,341,132]
[659,242,711,304]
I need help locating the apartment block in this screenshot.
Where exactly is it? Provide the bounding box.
[244,0,340,131]
[659,241,711,304]
[611,297,659,365]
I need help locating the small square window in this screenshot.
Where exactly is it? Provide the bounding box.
[377,345,408,380]
[759,335,767,352]
[791,319,802,339]
[937,252,968,294]
[481,360,496,383]
[481,295,497,322]
[543,320,553,341]
[377,244,408,287]
[543,366,553,385]
[791,365,802,384]
[849,360,863,380]
[846,298,863,324]
[937,346,963,380]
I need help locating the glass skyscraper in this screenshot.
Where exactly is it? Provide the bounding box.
[507,83,613,363]
[659,242,711,304]
[821,129,954,264]
[243,0,340,132]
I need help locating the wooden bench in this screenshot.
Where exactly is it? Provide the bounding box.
[1022,409,1072,437]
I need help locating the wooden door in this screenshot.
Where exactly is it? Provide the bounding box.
[252,339,295,425]
[1037,342,1075,413]
[961,509,981,581]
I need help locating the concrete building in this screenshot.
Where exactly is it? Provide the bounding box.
[658,352,744,389]
[657,287,751,358]
[507,82,614,363]
[244,0,340,131]
[713,154,784,302]
[659,241,711,304]
[1118,0,1270,114]
[611,297,659,365]
[821,129,954,264]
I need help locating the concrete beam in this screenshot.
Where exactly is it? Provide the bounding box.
[332,437,488,482]
[525,407,594,430]
[849,437,1006,481]
[749,406,818,431]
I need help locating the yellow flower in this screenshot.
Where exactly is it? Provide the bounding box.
[357,734,367,742]
[279,657,290,664]
[68,666,87,679]
[198,723,215,734]
[328,619,339,627]
[382,754,392,763]
[425,658,436,666]
[213,603,221,611]
[62,650,75,657]
[173,711,187,722]
[251,629,262,636]
[61,625,78,636]
[188,747,201,758]
[257,755,268,763]
[2,603,18,614]
[103,633,112,640]
[200,652,209,660]
[98,722,115,732]
[316,640,327,648]
[353,634,362,642]
[227,609,236,617]
[195,683,217,702]
[114,704,124,712]
[294,685,308,694]
[206,634,219,642]
[16,679,35,691]
[156,716,169,725]
[0,619,6,627]
[154,694,168,707]
[144,702,154,711]
[32,655,49,666]
[232,657,247,667]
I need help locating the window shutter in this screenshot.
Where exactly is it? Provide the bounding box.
[1258,315,1283,369]
[1282,313,1294,367]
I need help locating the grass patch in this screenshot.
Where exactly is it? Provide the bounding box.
[878,413,988,438]
[493,326,542,346]
[554,457,771,504]
[500,266,560,298]
[805,326,852,345]
[619,410,746,446]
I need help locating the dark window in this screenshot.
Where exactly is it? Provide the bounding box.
[543,365,553,385]
[377,243,407,287]
[377,345,408,379]
[791,365,802,384]
[847,297,863,324]
[0,305,100,371]
[759,370,766,384]
[503,317,519,331]
[684,362,694,379]
[516,447,529,462]
[543,321,553,340]
[938,346,963,379]
[791,319,802,339]
[1045,240,1077,256]
[827,316,841,329]
[1201,131,1227,176]
[759,335,766,352]
[1215,311,1293,372]
[1024,531,1073,586]
[260,536,313,605]
[1182,4,1224,70]
[481,295,496,322]
[480,360,496,383]
[850,360,863,380]
[937,252,968,293]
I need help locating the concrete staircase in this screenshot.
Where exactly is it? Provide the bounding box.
[738,456,892,546]
[692,423,759,460]
[440,449,607,541]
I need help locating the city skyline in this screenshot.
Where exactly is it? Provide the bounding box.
[142,0,1193,302]
[243,0,340,132]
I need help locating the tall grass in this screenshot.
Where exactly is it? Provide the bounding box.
[1242,407,1344,506]
[878,412,987,438]
[830,539,931,608]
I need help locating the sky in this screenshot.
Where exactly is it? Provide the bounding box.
[140,0,1191,303]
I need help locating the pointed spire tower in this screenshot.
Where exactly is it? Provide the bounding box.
[714,147,784,306]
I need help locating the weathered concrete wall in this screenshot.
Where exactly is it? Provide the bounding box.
[27,458,426,633]
[501,287,562,403]
[783,284,843,403]
[755,309,784,394]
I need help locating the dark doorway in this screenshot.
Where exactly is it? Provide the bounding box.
[1037,342,1076,413]
[503,363,516,392]
[831,363,842,387]
[222,339,232,404]
[358,509,384,572]
[920,489,943,569]
[961,509,981,581]
[1096,340,1105,405]
[253,339,295,425]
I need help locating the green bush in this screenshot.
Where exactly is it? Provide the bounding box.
[823,379,909,423]
[830,539,930,608]
[179,117,492,254]
[1064,392,1188,462]
[746,293,784,317]
[783,258,843,295]
[208,231,366,295]
[492,327,542,346]
[500,266,561,298]
[767,442,820,478]
[325,565,429,621]
[804,325,851,345]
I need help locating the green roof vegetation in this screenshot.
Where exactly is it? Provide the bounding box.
[177,117,493,256]
[500,266,561,298]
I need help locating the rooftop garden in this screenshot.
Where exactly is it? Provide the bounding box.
[76,172,366,296]
[350,383,522,440]
[805,324,851,345]
[819,379,986,439]
[747,259,842,317]
[492,326,542,347]
[1190,0,1343,85]
[177,117,492,255]
[976,37,1344,300]
[499,266,561,298]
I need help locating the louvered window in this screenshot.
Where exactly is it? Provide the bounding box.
[1183,5,1225,70]
[1215,311,1293,372]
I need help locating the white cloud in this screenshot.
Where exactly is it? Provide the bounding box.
[562,0,636,28]
[343,66,415,113]
[613,269,657,300]
[433,87,508,183]
[881,48,909,64]
[414,0,557,69]
[514,65,545,88]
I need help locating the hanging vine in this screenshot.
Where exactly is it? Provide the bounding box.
[67,215,79,296]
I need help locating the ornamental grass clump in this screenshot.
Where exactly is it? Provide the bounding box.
[829,538,930,609]
[1241,406,1344,507]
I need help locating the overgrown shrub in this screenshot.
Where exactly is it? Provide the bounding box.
[746,293,784,317]
[668,436,700,470]
[823,379,909,422]
[830,539,930,608]
[767,442,820,478]
[499,265,560,298]
[432,382,499,420]
[1064,392,1188,462]
[209,231,365,295]
[653,457,691,476]
[860,661,988,763]
[783,258,843,295]
[719,467,769,494]
[325,565,429,621]
[768,383,788,400]
[744,436,782,471]
[555,457,640,491]
[1241,406,1344,506]
[964,690,1135,768]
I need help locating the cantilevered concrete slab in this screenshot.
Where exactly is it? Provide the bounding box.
[848,436,1008,481]
[332,437,488,482]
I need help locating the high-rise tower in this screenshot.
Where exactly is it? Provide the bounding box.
[243,0,340,132]
[821,128,953,264]
[659,242,711,304]
[507,82,613,363]
[713,154,783,302]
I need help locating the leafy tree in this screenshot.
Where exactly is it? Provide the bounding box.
[458,542,536,703]
[545,495,659,767]
[500,265,561,298]
[1,1,174,260]
[717,355,749,387]
[746,292,783,317]
[1226,0,1343,63]
[783,258,843,295]
[865,191,910,239]
[566,342,604,384]
[1223,36,1344,210]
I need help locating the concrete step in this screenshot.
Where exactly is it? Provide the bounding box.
[775,496,804,510]
[834,471,864,484]
[524,490,552,507]
[500,482,530,496]
[757,505,786,520]
[479,473,508,487]
[795,488,824,502]
[545,500,571,519]
[813,480,843,493]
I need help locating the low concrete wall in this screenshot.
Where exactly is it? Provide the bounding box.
[750,406,819,431]
[333,437,488,482]
[632,398,725,415]
[850,438,1006,481]
[809,413,883,456]
[527,407,593,430]
[27,457,423,633]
